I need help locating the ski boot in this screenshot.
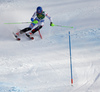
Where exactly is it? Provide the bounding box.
[26,32,34,40]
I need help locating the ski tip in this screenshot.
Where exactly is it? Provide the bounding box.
[17,38,21,41]
[30,37,34,40]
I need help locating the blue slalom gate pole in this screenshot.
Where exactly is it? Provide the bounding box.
[69,31,73,85]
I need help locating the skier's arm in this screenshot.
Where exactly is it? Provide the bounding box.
[45,13,52,22]
[31,12,36,22]
[45,13,55,27]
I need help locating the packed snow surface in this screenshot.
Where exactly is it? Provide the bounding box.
[0,0,100,92]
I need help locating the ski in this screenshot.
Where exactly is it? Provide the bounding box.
[13,32,21,41]
[29,37,34,40]
[25,33,34,40]
[13,30,42,41]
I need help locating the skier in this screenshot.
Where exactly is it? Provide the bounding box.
[15,6,55,40]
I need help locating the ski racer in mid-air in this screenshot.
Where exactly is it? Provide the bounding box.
[15,6,55,40]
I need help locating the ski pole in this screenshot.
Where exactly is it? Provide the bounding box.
[54,25,73,28]
[4,20,38,24]
[4,22,32,24]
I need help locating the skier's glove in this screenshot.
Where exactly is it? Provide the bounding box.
[50,22,55,27]
[32,20,38,24]
[31,18,38,24]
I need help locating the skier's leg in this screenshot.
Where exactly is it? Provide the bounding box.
[25,20,44,38]
[15,27,31,38]
[25,25,43,39]
[20,27,31,34]
[31,25,43,34]
[31,21,44,34]
[15,23,35,37]
[20,22,36,34]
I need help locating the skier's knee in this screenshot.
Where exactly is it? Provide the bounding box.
[35,25,43,31]
[31,25,43,34]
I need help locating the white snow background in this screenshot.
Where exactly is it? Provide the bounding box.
[0,0,100,92]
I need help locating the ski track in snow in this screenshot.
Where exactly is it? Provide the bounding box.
[0,0,100,92]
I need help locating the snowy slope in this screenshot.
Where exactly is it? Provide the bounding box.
[0,0,100,92]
